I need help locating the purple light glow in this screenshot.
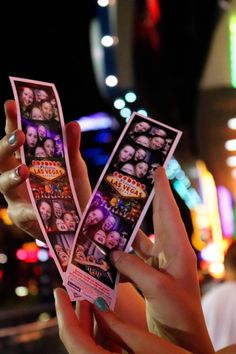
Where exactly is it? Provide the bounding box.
[76,112,119,132]
[217,185,234,237]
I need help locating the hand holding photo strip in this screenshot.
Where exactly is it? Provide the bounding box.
[10,77,82,282]
[66,112,182,308]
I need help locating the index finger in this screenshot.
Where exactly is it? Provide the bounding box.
[66,121,92,211]
[4,100,17,134]
[152,167,196,277]
[54,288,102,354]
[75,299,94,336]
[153,167,190,249]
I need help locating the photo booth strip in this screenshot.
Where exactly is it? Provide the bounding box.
[10,77,82,281]
[66,112,182,308]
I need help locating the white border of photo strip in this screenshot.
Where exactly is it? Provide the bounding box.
[66,111,182,309]
[10,77,82,285]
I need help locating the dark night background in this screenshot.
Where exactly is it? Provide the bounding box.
[0,1,228,352]
[0,1,223,148]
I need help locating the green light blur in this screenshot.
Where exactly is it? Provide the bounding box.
[229,13,236,88]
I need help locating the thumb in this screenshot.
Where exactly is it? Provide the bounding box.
[110,251,169,298]
[93,298,191,354]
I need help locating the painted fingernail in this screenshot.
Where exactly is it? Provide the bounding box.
[8,131,17,145]
[94,297,109,311]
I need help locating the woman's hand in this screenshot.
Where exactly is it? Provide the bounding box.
[110,167,214,354]
[0,100,91,241]
[0,100,148,336]
[54,287,192,354]
[0,100,214,354]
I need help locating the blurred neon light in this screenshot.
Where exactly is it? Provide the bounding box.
[217,185,234,237]
[77,112,116,132]
[191,206,211,251]
[208,262,225,279]
[229,13,236,88]
[167,158,201,210]
[125,92,137,103]
[0,253,7,264]
[196,161,224,264]
[114,98,125,109]
[227,117,236,129]
[16,242,39,263]
[36,239,48,248]
[97,0,109,7]
[201,243,223,263]
[120,107,131,119]
[101,35,114,47]
[136,109,148,116]
[173,181,200,209]
[105,75,118,87]
[225,139,236,151]
[15,286,28,297]
[226,155,236,166]
[0,208,13,225]
[16,249,27,261]
[38,249,49,262]
[198,162,223,244]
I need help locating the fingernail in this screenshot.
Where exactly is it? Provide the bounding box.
[110,250,122,264]
[13,165,23,179]
[8,131,17,145]
[94,297,109,311]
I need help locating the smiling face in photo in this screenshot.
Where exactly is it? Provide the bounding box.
[135,135,150,147]
[106,231,120,249]
[118,145,135,162]
[102,215,116,231]
[85,208,104,226]
[94,229,106,245]
[26,126,38,148]
[39,201,51,222]
[21,87,34,108]
[150,136,165,150]
[134,148,146,161]
[133,121,150,133]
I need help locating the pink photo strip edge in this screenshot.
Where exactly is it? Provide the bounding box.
[9,77,82,288]
[65,111,182,309]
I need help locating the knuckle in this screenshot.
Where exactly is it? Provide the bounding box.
[7,208,24,228]
[151,276,162,290]
[12,206,30,224]
[0,171,16,195]
[116,253,132,269]
[7,210,14,223]
[104,313,123,333]
[8,207,23,228]
[0,137,11,162]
